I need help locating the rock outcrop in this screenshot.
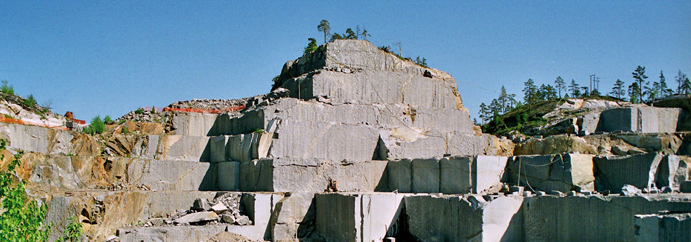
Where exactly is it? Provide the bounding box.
[1,39,690,242]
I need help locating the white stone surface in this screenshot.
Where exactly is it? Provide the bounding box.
[473,156,509,194]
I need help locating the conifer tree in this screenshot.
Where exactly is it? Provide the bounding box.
[568,79,580,97]
[554,76,566,98]
[523,79,537,104]
[317,20,331,44]
[632,66,648,103]
[610,79,625,99]
[675,70,688,95]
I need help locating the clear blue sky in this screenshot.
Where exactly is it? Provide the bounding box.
[2,1,690,122]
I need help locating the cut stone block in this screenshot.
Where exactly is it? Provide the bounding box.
[634,213,691,242]
[157,135,210,161]
[240,158,388,192]
[656,155,688,191]
[412,158,440,193]
[127,159,214,191]
[209,135,228,162]
[473,156,509,194]
[269,192,315,241]
[315,193,406,242]
[215,96,479,161]
[508,153,595,192]
[388,155,508,194]
[217,161,240,191]
[598,106,682,133]
[386,159,412,193]
[227,133,259,162]
[439,156,472,194]
[681,181,691,193]
[117,225,228,242]
[225,193,284,241]
[170,113,218,136]
[404,195,524,242]
[579,112,601,135]
[523,195,691,242]
[594,153,663,193]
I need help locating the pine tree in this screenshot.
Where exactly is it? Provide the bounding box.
[345,28,357,39]
[646,81,661,102]
[498,86,510,114]
[317,20,331,44]
[523,79,538,104]
[581,86,589,97]
[610,79,625,99]
[628,82,641,103]
[659,70,672,98]
[543,84,557,100]
[568,79,580,97]
[632,66,648,103]
[554,76,566,98]
[478,103,490,124]
[676,70,688,95]
[682,77,691,95]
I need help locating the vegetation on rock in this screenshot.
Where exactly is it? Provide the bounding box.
[0,140,51,242]
[83,116,105,135]
[480,66,691,136]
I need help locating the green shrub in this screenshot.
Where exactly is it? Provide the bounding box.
[1,80,14,95]
[23,94,38,108]
[252,128,265,134]
[83,116,105,135]
[58,216,83,242]
[134,108,144,114]
[0,140,51,242]
[121,126,129,134]
[304,38,318,54]
[103,115,113,125]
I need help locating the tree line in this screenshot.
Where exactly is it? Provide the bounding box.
[306,20,429,68]
[478,66,691,125]
[305,20,371,54]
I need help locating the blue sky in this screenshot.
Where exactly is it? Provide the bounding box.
[2,1,690,122]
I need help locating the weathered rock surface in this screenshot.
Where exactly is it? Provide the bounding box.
[0,122,100,156]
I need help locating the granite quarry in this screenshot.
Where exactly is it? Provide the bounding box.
[1,39,691,241]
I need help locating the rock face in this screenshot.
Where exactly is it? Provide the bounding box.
[274,40,464,110]
[216,40,482,161]
[4,39,691,242]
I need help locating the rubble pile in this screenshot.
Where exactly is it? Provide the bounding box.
[166,193,251,226]
[168,98,250,110]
